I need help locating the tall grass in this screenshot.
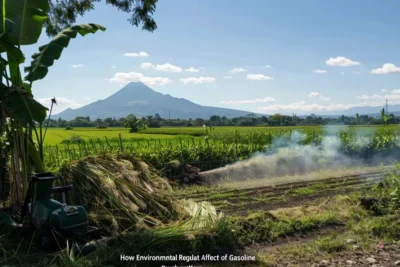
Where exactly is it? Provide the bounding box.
[43,128,400,175]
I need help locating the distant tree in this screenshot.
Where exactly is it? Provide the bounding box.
[95,118,103,126]
[118,117,127,126]
[381,108,388,126]
[194,118,204,126]
[246,113,256,118]
[125,115,147,132]
[209,115,221,122]
[356,113,360,124]
[261,116,268,123]
[104,117,116,127]
[45,0,158,36]
[269,114,283,121]
[154,113,162,121]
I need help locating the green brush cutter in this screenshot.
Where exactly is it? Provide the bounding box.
[0,172,104,253]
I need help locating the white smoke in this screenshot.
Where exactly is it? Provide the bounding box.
[199,127,397,183]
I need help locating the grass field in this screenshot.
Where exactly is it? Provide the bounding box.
[44,127,197,145]
[42,125,400,173]
[3,126,400,266]
[44,125,400,145]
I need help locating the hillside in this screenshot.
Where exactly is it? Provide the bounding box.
[54,82,265,120]
[340,105,400,116]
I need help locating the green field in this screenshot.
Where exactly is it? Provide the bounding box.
[45,125,400,145]
[44,127,197,145]
[42,125,400,174]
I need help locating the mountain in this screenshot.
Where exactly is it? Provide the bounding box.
[309,105,400,118]
[54,82,266,120]
[340,105,400,117]
[296,105,400,118]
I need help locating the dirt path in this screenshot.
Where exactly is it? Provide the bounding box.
[245,238,400,267]
[177,166,395,216]
[178,165,400,266]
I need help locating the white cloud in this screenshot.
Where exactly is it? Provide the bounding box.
[124,52,149,57]
[356,90,400,103]
[220,97,276,104]
[308,92,331,101]
[247,74,273,80]
[381,89,387,92]
[326,56,361,67]
[72,64,84,68]
[257,101,353,113]
[84,97,92,101]
[265,65,272,68]
[112,66,117,69]
[140,62,182,72]
[140,62,153,69]
[185,67,199,72]
[356,94,383,100]
[257,89,400,114]
[340,72,345,75]
[180,76,216,84]
[356,94,370,100]
[229,68,246,73]
[108,72,172,86]
[370,63,400,74]
[223,76,233,79]
[313,69,327,74]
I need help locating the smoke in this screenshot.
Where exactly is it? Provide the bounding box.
[199,127,399,184]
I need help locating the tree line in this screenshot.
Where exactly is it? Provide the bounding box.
[45,110,400,130]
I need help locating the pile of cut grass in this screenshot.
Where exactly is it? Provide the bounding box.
[58,153,180,234]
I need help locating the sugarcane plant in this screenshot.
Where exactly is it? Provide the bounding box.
[0,0,105,207]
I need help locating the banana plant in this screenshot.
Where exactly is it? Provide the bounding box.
[0,0,105,206]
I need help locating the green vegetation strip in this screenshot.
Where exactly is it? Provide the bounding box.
[42,126,400,176]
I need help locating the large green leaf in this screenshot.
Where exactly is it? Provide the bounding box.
[24,23,106,82]
[0,84,48,124]
[0,39,25,63]
[8,60,22,86]
[1,0,49,45]
[0,1,5,36]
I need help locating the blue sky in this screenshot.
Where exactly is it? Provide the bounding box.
[21,0,400,115]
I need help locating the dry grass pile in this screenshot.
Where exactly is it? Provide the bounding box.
[58,154,179,234]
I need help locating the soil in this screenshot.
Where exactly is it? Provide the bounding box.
[181,171,387,216]
[180,168,400,267]
[247,241,400,267]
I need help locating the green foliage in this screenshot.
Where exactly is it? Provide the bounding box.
[231,211,341,246]
[0,84,48,125]
[60,134,84,144]
[291,187,316,195]
[124,114,147,133]
[313,234,347,253]
[1,0,49,46]
[0,0,105,204]
[45,0,158,37]
[374,164,400,210]
[42,126,400,176]
[24,23,106,82]
[349,215,400,240]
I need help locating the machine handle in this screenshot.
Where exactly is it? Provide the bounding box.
[50,185,73,193]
